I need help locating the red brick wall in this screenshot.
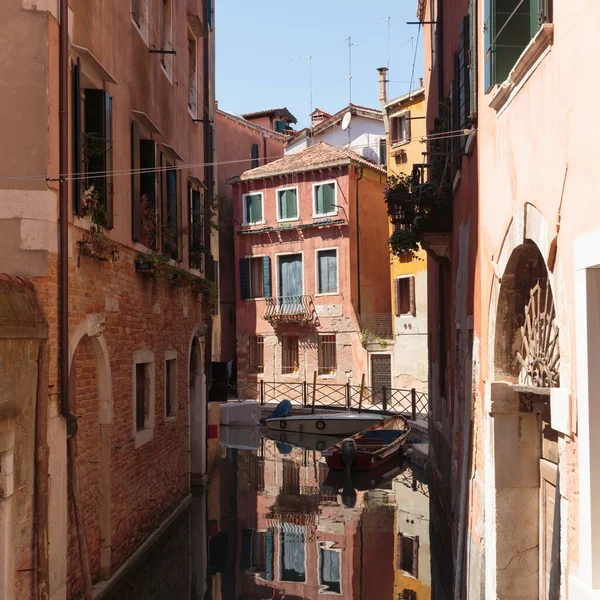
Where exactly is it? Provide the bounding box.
[32,239,206,596]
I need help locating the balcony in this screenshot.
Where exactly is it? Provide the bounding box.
[264,296,314,324]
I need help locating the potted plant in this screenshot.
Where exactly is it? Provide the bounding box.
[389,228,421,261]
[384,172,418,227]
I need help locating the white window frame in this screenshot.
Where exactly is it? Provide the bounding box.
[394,274,416,317]
[315,247,340,296]
[274,251,304,298]
[390,109,411,147]
[317,541,342,595]
[312,180,338,218]
[276,185,300,223]
[318,334,337,378]
[187,25,198,119]
[242,191,265,225]
[132,349,156,448]
[160,0,173,83]
[164,349,178,421]
[131,0,149,46]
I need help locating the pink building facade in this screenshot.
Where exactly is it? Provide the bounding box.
[229,143,390,393]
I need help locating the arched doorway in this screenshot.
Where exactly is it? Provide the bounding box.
[189,334,206,485]
[67,315,112,595]
[489,241,561,599]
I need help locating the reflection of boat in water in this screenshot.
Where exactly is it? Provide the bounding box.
[322,457,408,492]
[322,416,410,471]
[264,429,344,452]
[265,412,384,436]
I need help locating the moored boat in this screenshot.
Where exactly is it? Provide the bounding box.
[265,412,384,436]
[322,415,410,471]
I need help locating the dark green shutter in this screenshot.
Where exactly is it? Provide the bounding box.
[484,0,493,93]
[251,144,259,169]
[206,0,213,30]
[459,16,470,129]
[72,58,82,215]
[84,89,108,225]
[105,94,114,228]
[239,258,251,299]
[262,256,271,297]
[131,120,141,241]
[469,0,478,119]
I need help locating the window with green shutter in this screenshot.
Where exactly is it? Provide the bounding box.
[484,0,552,93]
[251,143,259,169]
[317,249,338,295]
[277,187,298,221]
[243,193,263,224]
[314,182,336,216]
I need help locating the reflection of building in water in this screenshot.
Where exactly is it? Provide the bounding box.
[225,438,431,600]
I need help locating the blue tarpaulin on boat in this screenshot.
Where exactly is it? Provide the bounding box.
[361,430,405,445]
[268,399,292,419]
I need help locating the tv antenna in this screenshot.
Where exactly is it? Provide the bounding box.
[346,36,358,106]
[291,55,313,120]
[377,17,391,71]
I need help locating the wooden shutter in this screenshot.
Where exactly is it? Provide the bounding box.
[316,185,323,214]
[72,58,82,216]
[262,256,271,297]
[251,144,259,169]
[394,279,400,316]
[459,15,470,132]
[483,0,494,93]
[131,120,141,241]
[409,276,416,316]
[84,89,108,219]
[239,258,251,299]
[405,111,412,141]
[177,169,183,261]
[469,0,478,119]
[412,536,419,578]
[105,94,114,228]
[160,152,167,250]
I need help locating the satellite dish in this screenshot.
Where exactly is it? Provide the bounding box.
[341,111,352,131]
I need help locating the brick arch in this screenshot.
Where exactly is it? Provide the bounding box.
[67,314,113,589]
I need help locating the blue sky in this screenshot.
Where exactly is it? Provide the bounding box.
[215,1,424,129]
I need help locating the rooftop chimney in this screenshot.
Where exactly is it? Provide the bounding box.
[311,109,330,128]
[419,77,424,88]
[377,67,388,106]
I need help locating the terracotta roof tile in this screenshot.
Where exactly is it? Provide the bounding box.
[230,142,386,182]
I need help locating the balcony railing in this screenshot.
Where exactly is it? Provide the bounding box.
[264,295,314,323]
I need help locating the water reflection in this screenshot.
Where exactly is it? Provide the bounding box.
[105,433,436,600]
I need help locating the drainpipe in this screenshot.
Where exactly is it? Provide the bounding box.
[59,0,78,437]
[355,167,364,315]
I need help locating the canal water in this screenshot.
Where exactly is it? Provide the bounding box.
[104,429,451,599]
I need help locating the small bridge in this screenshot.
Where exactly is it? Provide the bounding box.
[230,379,428,422]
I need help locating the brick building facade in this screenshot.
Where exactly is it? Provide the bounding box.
[0,0,216,598]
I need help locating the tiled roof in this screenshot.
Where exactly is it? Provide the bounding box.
[312,103,382,136]
[230,142,386,182]
[241,107,298,124]
[216,109,288,140]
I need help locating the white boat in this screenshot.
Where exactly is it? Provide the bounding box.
[265,412,385,436]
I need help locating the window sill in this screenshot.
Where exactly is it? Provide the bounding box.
[391,139,410,148]
[242,221,266,227]
[134,428,154,449]
[164,415,177,424]
[488,24,554,114]
[276,217,300,224]
[188,107,198,120]
[315,292,340,298]
[312,212,338,219]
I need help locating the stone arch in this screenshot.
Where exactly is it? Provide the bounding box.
[189,323,206,485]
[67,313,113,589]
[485,204,567,600]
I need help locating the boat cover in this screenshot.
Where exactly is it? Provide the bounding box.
[220,400,260,425]
[268,399,293,419]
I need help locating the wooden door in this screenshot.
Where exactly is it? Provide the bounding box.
[540,459,558,600]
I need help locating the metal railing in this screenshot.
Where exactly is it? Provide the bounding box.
[233,378,428,421]
[264,295,314,323]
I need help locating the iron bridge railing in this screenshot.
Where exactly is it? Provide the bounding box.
[232,379,428,421]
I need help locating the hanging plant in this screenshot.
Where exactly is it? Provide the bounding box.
[389,229,421,261]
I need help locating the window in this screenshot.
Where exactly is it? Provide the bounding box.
[319,335,336,375]
[131,0,149,43]
[280,525,306,582]
[282,336,299,375]
[249,336,264,374]
[162,158,180,259]
[206,0,213,30]
[397,535,419,577]
[243,192,264,224]
[251,144,260,169]
[278,254,303,298]
[316,248,338,295]
[277,187,299,221]
[319,544,341,594]
[484,0,552,92]
[132,350,155,448]
[241,529,273,580]
[395,276,415,316]
[240,256,271,299]
[189,185,204,270]
[72,62,114,225]
[391,113,410,145]
[131,122,158,248]
[379,137,387,167]
[160,0,173,80]
[165,353,177,419]
[399,592,417,600]
[313,181,337,217]
[188,30,198,117]
[249,454,265,492]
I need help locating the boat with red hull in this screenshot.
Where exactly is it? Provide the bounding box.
[322,415,411,471]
